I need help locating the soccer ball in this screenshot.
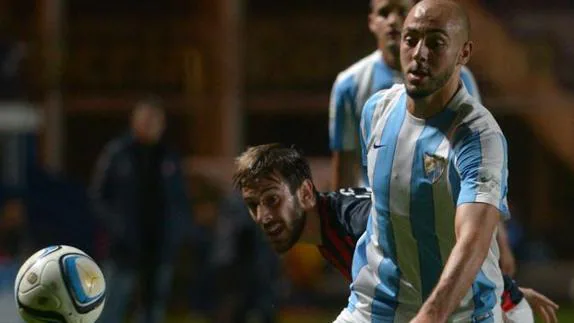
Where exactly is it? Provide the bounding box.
[14,245,106,323]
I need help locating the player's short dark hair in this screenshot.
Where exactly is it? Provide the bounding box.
[232,143,313,194]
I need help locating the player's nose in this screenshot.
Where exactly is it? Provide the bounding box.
[386,10,402,28]
[413,39,429,62]
[256,206,273,224]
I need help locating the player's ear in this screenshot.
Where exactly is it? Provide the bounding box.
[458,41,472,65]
[297,179,316,210]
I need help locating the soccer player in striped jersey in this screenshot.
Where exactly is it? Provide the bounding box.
[336,1,514,322]
[329,0,481,189]
[232,144,558,323]
[330,0,519,289]
[330,0,521,279]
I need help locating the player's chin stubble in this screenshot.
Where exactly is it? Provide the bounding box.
[276,208,307,254]
[406,64,455,99]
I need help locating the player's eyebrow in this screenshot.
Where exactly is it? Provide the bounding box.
[245,185,277,200]
[259,186,279,196]
[263,174,282,184]
[403,27,449,38]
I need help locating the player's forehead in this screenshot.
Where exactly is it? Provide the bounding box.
[371,0,413,12]
[241,173,288,199]
[403,4,454,37]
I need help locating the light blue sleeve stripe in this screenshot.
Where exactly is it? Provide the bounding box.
[460,67,482,104]
[329,75,357,151]
[453,125,482,204]
[498,133,509,218]
[448,150,461,206]
[454,126,509,216]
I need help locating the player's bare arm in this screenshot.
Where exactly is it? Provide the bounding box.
[412,203,500,323]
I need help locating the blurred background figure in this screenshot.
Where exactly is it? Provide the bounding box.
[0,196,27,323]
[211,190,281,323]
[0,17,27,101]
[181,174,222,319]
[89,98,191,323]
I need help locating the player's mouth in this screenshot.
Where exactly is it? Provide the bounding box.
[407,67,429,84]
[265,222,284,238]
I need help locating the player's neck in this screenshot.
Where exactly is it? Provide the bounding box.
[407,76,460,119]
[299,201,322,245]
[380,48,400,71]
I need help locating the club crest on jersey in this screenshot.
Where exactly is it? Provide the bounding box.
[424,153,446,184]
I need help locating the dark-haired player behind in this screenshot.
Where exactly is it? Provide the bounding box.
[232,144,558,323]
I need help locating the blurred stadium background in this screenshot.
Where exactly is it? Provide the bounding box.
[0,0,573,322]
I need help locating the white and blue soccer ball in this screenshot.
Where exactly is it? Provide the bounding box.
[14,245,106,323]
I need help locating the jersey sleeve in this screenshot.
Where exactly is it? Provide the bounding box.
[453,125,509,218]
[460,66,482,104]
[329,74,358,152]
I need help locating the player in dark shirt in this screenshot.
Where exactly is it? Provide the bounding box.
[232,144,558,323]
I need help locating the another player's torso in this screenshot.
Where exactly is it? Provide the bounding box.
[365,88,459,306]
[349,85,503,322]
[335,51,401,135]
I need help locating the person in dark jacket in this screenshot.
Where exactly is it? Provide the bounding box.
[90,98,191,323]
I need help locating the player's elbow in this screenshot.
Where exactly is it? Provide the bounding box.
[455,203,501,254]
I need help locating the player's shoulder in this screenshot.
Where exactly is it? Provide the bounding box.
[372,83,404,105]
[321,188,371,239]
[452,89,504,141]
[459,66,481,100]
[459,65,474,79]
[96,136,128,166]
[334,51,380,89]
[322,188,371,212]
[459,66,477,89]
[363,84,404,121]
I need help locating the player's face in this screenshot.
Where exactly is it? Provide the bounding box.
[369,0,412,58]
[241,175,306,254]
[400,5,465,98]
[131,105,165,143]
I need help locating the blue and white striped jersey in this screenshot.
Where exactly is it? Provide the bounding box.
[345,84,508,322]
[328,50,481,185]
[329,51,482,152]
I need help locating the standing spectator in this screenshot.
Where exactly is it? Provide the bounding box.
[90,98,191,323]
